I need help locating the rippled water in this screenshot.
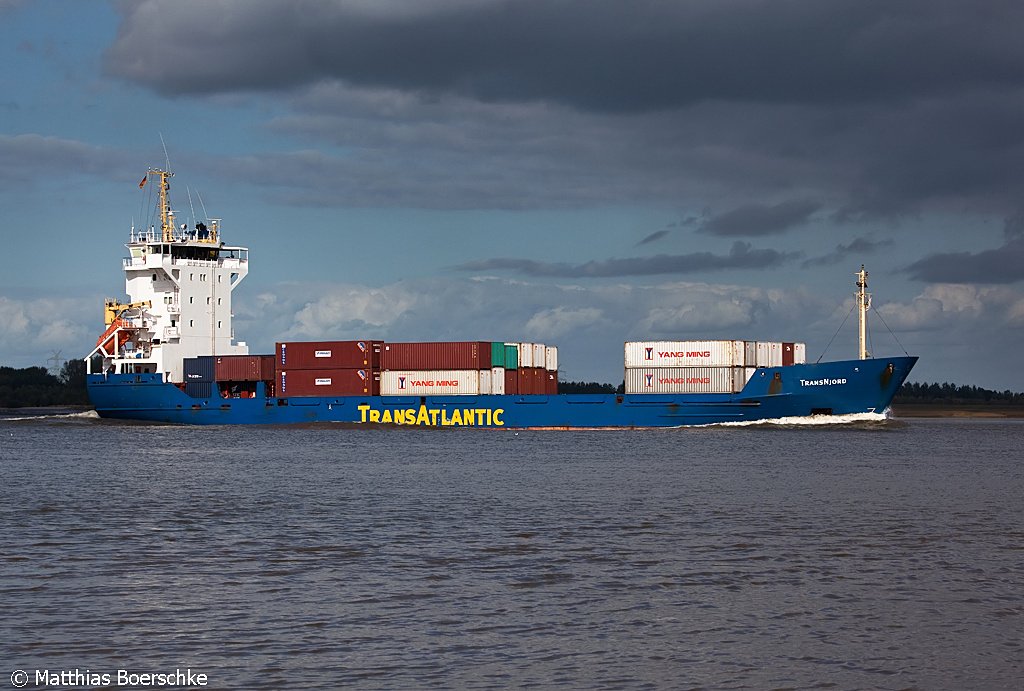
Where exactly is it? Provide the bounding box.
[1,413,1021,690]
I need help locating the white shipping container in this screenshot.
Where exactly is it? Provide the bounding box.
[744,341,757,367]
[517,342,534,368]
[544,346,558,371]
[479,369,492,395]
[756,342,783,367]
[625,367,745,394]
[381,370,480,396]
[624,340,745,368]
[491,367,506,395]
[532,343,546,369]
[794,342,806,364]
[744,367,758,386]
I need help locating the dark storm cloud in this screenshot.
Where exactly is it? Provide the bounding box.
[100,1,1024,219]
[905,215,1024,283]
[454,241,797,277]
[105,1,1024,112]
[801,237,895,267]
[701,200,821,237]
[636,230,670,246]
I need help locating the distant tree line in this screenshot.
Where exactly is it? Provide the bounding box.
[0,361,89,408]
[558,378,1023,404]
[558,380,624,394]
[894,381,1024,406]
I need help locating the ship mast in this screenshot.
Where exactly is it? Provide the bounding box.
[143,168,176,242]
[855,264,871,360]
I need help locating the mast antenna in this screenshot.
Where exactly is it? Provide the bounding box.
[159,132,172,172]
[197,190,210,221]
[187,186,197,230]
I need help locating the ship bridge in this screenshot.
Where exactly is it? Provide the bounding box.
[87,168,249,382]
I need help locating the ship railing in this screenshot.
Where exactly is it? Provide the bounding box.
[129,228,159,243]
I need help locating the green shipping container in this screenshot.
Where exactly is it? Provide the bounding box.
[504,343,519,370]
[491,342,506,368]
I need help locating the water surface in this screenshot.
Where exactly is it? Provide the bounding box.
[1,414,1021,689]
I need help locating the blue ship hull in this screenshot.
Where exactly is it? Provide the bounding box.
[87,356,917,427]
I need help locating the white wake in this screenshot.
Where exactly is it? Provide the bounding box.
[1,410,100,421]
[704,409,892,427]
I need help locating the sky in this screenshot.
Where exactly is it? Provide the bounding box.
[1,0,1023,390]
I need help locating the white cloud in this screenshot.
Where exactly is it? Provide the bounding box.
[524,306,605,340]
[0,295,97,368]
[876,284,1021,332]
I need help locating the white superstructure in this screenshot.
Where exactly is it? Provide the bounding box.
[87,168,248,383]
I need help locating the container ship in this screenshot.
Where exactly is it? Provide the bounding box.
[85,168,917,427]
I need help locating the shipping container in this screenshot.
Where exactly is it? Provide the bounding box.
[214,354,267,382]
[544,346,559,372]
[756,342,783,368]
[183,356,215,383]
[260,356,275,379]
[532,343,546,369]
[491,342,506,368]
[279,368,380,397]
[504,344,519,370]
[184,381,213,398]
[382,342,491,370]
[545,369,559,395]
[479,369,492,395]
[782,342,795,367]
[794,342,806,365]
[380,370,481,396]
[491,367,506,395]
[745,341,757,367]
[517,367,546,395]
[624,340,745,368]
[504,368,519,395]
[624,367,746,394]
[744,368,758,387]
[277,340,382,369]
[517,342,534,368]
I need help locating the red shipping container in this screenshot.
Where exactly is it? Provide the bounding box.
[279,368,380,397]
[276,341,383,370]
[260,355,275,380]
[518,367,547,395]
[215,355,264,382]
[382,341,492,370]
[545,370,559,395]
[782,342,795,367]
[504,369,519,395]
